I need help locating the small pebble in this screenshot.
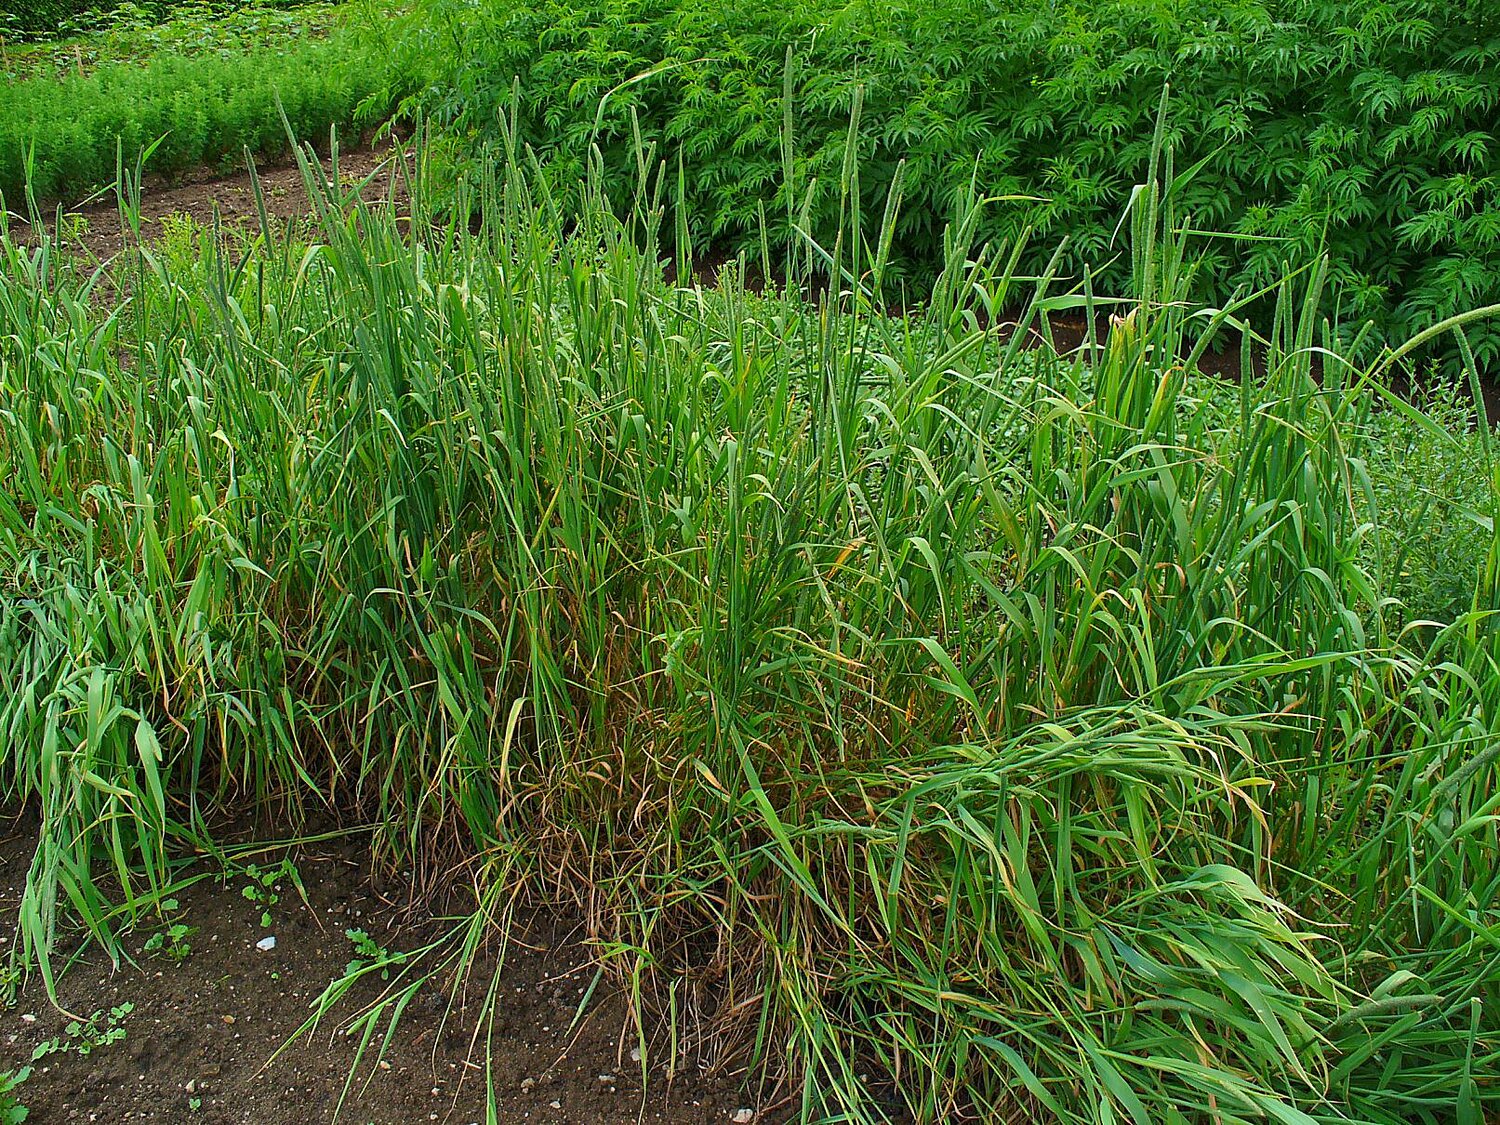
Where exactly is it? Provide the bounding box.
[732,1110,756,1124]
[255,936,276,952]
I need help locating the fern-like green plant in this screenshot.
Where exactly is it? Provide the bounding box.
[403,0,1500,369]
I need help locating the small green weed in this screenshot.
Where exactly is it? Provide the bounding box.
[0,1068,30,1124]
[142,898,194,962]
[240,860,297,928]
[143,924,194,960]
[31,1003,134,1061]
[53,214,90,245]
[343,928,406,982]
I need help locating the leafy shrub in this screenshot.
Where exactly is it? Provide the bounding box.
[2,0,104,39]
[403,0,1500,368]
[0,27,403,202]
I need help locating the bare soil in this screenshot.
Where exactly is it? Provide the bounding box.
[8,140,412,263]
[0,813,777,1125]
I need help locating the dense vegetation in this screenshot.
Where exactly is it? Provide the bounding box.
[2,0,349,82]
[1,0,310,40]
[400,0,1500,369]
[1,129,1496,1120]
[0,21,401,203]
[10,0,1495,374]
[2,0,1498,1119]
[3,0,123,39]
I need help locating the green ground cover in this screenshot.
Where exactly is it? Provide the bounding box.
[0,17,405,203]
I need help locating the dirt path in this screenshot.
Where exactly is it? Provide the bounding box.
[0,814,773,1124]
[8,141,411,262]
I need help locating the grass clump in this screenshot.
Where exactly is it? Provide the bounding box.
[0,121,1498,1122]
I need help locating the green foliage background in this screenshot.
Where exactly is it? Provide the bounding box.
[2,0,104,38]
[404,0,1500,366]
[0,28,401,202]
[2,0,306,40]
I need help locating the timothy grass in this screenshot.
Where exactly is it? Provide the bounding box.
[0,118,1498,1123]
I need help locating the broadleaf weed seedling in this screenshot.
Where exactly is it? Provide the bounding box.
[142,898,194,962]
[344,929,406,982]
[239,860,298,928]
[31,1003,134,1061]
[0,1067,30,1124]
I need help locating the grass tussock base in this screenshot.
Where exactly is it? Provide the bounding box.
[1,125,1498,1123]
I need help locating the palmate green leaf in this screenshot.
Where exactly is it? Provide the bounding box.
[403,0,1500,372]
